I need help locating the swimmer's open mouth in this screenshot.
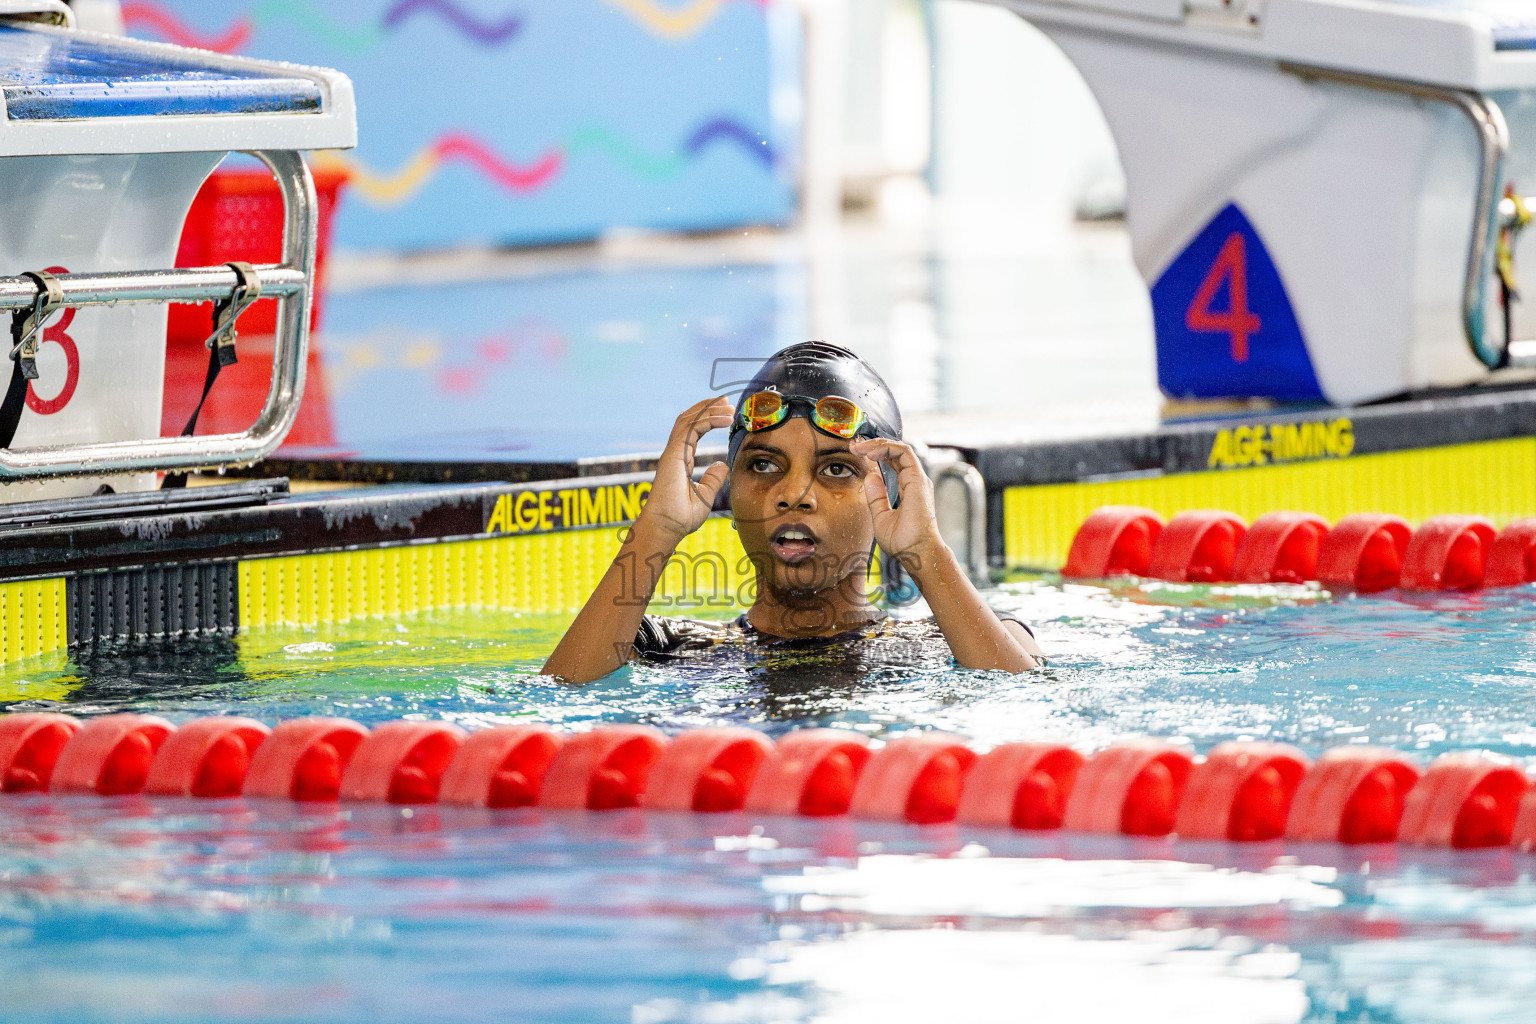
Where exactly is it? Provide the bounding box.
[771,524,818,564]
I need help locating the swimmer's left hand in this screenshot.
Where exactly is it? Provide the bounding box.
[850,437,943,572]
[853,437,1041,672]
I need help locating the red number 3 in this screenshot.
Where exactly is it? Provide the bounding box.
[25,264,78,415]
[1185,232,1262,363]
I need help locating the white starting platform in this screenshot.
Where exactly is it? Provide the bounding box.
[0,0,352,501]
[983,0,1536,405]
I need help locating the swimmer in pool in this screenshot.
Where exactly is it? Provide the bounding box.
[542,342,1043,684]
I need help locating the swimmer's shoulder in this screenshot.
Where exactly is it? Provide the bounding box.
[991,608,1035,638]
[633,614,746,658]
[885,606,1035,638]
[881,606,1042,667]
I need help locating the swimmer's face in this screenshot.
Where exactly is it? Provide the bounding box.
[729,417,876,598]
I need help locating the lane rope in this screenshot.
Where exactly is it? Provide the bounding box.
[3,713,1533,852]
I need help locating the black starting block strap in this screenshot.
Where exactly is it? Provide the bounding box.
[0,270,63,450]
[164,261,262,490]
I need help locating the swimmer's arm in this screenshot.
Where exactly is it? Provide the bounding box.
[906,542,1043,671]
[851,437,1041,672]
[540,516,685,684]
[542,397,732,684]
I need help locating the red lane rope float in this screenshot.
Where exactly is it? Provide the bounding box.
[1067,506,1536,594]
[1397,753,1530,848]
[1175,742,1309,841]
[144,717,269,798]
[1063,506,1164,579]
[955,742,1083,830]
[1316,514,1413,593]
[1400,515,1497,591]
[0,712,77,793]
[1513,788,1536,852]
[745,729,872,817]
[340,721,468,804]
[1063,742,1194,836]
[51,714,174,796]
[1231,513,1330,585]
[1285,747,1421,844]
[243,718,369,801]
[17,712,1536,854]
[538,725,667,810]
[1484,518,1536,588]
[848,734,979,824]
[1147,511,1247,583]
[643,727,774,813]
[439,726,563,808]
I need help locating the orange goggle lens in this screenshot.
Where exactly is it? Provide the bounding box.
[741,391,788,431]
[738,392,867,439]
[810,395,865,438]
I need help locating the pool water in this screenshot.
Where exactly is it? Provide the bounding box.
[4,579,1536,1022]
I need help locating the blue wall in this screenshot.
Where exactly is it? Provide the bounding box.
[126,0,800,251]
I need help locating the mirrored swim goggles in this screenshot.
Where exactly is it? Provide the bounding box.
[737,389,874,440]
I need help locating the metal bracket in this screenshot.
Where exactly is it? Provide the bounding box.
[204,260,262,368]
[9,269,62,381]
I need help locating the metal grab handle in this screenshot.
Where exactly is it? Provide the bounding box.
[1280,63,1511,370]
[0,148,316,481]
[931,460,990,586]
[0,265,306,308]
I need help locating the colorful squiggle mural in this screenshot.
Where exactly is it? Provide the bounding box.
[122,0,765,53]
[314,119,776,205]
[128,0,795,249]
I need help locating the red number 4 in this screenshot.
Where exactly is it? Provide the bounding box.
[1185,232,1261,363]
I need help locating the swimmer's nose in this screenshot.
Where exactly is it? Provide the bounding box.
[776,491,814,512]
[774,471,816,513]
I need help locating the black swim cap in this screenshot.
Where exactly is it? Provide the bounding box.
[726,341,902,471]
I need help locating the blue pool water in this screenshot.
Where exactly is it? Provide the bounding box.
[4,579,1536,1022]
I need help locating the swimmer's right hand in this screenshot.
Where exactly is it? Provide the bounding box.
[636,396,733,545]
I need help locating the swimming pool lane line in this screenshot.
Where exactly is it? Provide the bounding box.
[1006,436,1536,570]
[3,712,1534,855]
[1063,505,1536,593]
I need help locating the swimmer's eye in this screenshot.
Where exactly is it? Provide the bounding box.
[749,457,781,474]
[820,461,857,479]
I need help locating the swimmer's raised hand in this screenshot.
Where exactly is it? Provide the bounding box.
[638,396,733,545]
[851,435,1042,671]
[850,437,941,570]
[543,397,731,684]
